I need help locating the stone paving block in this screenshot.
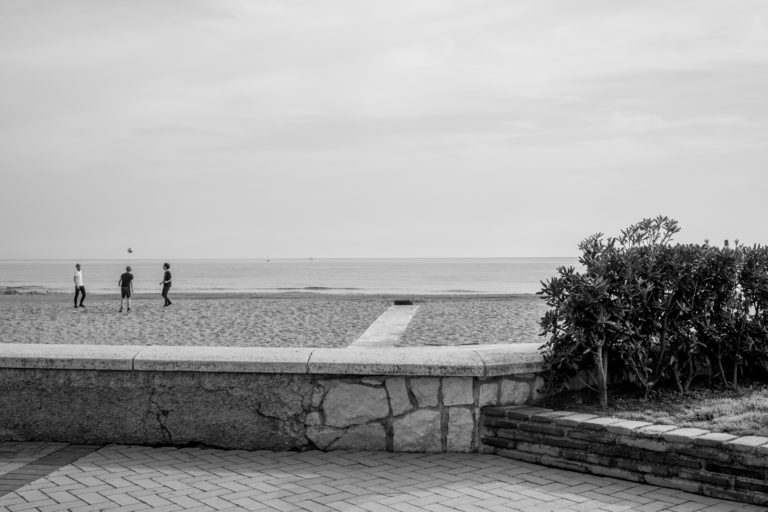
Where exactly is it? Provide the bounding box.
[79,491,113,505]
[11,499,59,511]
[105,492,144,506]
[663,428,711,444]
[530,411,578,423]
[636,425,681,437]
[291,499,335,512]
[551,413,599,427]
[579,417,626,431]
[724,436,768,452]
[606,420,654,435]
[505,407,553,421]
[691,433,738,447]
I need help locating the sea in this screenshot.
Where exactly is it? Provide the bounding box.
[0,258,580,296]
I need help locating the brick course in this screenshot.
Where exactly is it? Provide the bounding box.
[482,406,768,508]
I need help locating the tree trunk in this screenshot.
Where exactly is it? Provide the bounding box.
[731,320,746,389]
[593,342,608,409]
[683,353,694,392]
[672,365,684,393]
[715,349,728,387]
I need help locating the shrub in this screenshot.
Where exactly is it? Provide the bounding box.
[539,216,768,408]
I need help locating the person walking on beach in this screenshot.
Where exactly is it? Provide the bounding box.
[118,266,134,312]
[159,262,172,307]
[73,263,86,308]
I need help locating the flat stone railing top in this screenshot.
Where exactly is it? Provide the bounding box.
[0,342,544,377]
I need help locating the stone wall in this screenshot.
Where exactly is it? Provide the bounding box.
[482,405,768,507]
[0,343,544,453]
[308,373,542,452]
[0,368,313,450]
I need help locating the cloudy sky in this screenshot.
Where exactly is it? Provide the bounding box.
[1,0,766,259]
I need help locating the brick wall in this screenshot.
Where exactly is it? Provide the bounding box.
[481,405,768,507]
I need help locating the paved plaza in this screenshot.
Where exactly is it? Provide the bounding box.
[0,443,763,512]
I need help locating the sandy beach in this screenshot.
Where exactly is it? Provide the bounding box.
[400,296,547,346]
[0,293,546,348]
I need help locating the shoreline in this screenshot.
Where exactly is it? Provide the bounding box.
[0,290,541,303]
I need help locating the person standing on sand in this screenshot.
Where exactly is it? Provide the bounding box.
[118,266,134,312]
[159,262,172,307]
[73,263,86,308]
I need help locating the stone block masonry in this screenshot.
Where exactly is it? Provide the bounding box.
[0,342,544,453]
[482,405,768,507]
[309,374,542,452]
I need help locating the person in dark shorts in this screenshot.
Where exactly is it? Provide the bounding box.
[118,266,134,312]
[73,263,86,308]
[159,262,172,307]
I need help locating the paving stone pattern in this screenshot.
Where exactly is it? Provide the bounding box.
[0,444,98,495]
[0,443,65,480]
[1,443,764,511]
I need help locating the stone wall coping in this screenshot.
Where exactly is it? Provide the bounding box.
[0,342,544,377]
[0,343,145,371]
[134,346,316,374]
[469,344,544,376]
[306,347,487,376]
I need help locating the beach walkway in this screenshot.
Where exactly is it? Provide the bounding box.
[0,442,761,512]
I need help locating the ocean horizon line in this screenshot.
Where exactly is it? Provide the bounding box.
[1,258,580,296]
[0,256,579,262]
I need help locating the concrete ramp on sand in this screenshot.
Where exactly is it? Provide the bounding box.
[348,304,419,348]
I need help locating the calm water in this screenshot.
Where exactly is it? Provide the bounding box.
[0,258,579,295]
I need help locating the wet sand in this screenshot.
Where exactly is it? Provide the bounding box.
[0,293,546,348]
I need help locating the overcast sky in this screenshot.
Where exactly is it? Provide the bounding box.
[1,1,766,259]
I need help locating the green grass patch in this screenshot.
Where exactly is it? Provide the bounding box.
[539,383,768,437]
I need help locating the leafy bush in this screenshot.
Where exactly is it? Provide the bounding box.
[539,216,768,408]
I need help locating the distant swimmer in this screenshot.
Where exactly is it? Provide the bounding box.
[73,263,86,308]
[127,247,133,254]
[118,266,134,312]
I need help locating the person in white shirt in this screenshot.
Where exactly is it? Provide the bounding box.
[74,263,86,308]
